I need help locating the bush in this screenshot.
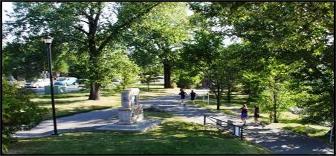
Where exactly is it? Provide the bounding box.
[176,78,193,89]
[176,73,202,89]
[2,78,47,153]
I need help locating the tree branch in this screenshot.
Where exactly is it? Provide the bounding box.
[80,10,94,21]
[80,19,90,24]
[73,25,89,35]
[94,2,102,25]
[63,34,87,45]
[97,3,160,52]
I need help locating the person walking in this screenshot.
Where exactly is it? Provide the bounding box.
[240,104,248,126]
[178,88,187,106]
[190,90,197,104]
[254,105,260,124]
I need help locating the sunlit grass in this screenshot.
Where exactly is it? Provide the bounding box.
[30,91,121,120]
[187,96,241,116]
[8,111,269,154]
[140,87,180,100]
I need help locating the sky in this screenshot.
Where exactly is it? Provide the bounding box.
[2,2,13,24]
[2,2,14,45]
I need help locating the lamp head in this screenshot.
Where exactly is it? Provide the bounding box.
[42,35,53,44]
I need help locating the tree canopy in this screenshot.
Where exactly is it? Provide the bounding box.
[4,2,160,100]
[3,2,334,124]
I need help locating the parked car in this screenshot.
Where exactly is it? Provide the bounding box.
[77,79,89,87]
[54,77,78,87]
[25,79,50,88]
[5,75,17,85]
[153,76,164,83]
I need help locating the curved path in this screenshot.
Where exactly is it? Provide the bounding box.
[141,95,334,154]
[13,94,334,154]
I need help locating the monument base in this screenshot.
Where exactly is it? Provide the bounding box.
[96,119,161,132]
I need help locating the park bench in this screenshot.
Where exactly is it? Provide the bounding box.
[203,114,244,140]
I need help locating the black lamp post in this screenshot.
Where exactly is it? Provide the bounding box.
[42,35,58,135]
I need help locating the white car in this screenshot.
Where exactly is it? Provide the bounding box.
[25,79,50,88]
[54,77,78,87]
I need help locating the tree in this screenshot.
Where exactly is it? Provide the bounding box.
[207,45,241,110]
[227,2,334,123]
[3,40,47,81]
[193,2,334,123]
[54,60,69,76]
[220,44,242,105]
[124,2,190,88]
[208,59,226,110]
[88,46,140,95]
[173,66,202,89]
[5,2,160,100]
[125,36,163,91]
[181,29,243,109]
[181,28,222,108]
[118,56,140,90]
[2,77,47,153]
[239,70,265,105]
[253,58,298,123]
[141,65,162,91]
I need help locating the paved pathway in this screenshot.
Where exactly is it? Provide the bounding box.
[13,109,119,138]
[142,95,334,154]
[13,94,334,154]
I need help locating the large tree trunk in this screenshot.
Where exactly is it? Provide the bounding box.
[216,85,221,110]
[273,82,278,123]
[86,5,101,101]
[163,62,172,88]
[216,95,221,110]
[88,82,101,100]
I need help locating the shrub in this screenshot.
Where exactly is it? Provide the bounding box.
[2,78,47,153]
[176,72,202,89]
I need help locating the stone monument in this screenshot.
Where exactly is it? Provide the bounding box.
[97,88,160,132]
[118,88,143,124]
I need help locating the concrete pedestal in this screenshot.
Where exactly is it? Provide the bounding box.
[118,108,132,125]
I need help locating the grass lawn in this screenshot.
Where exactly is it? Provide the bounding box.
[31,86,331,145]
[29,84,173,121]
[30,89,121,120]
[7,111,269,154]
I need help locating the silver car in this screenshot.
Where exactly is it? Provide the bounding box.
[54,77,78,87]
[25,79,50,88]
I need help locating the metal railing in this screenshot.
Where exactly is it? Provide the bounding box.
[203,114,244,140]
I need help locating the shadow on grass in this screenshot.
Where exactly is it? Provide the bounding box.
[101,92,118,97]
[42,106,111,120]
[141,88,167,93]
[33,99,88,105]
[279,118,302,124]
[144,110,173,119]
[34,94,88,99]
